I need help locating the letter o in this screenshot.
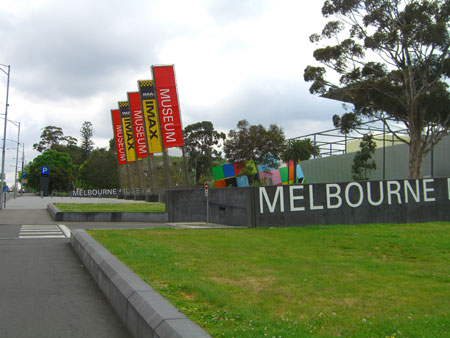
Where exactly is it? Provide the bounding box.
[345,182,364,208]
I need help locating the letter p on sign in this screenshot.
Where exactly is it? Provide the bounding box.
[41,166,49,176]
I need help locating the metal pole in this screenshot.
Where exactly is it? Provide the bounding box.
[14,122,20,199]
[21,142,24,195]
[383,121,386,180]
[181,145,190,188]
[0,64,10,210]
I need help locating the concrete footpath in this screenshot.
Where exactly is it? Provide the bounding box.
[0,194,215,338]
[0,194,159,338]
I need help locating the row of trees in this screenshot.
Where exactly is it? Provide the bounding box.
[26,119,319,192]
[184,120,319,184]
[26,123,119,192]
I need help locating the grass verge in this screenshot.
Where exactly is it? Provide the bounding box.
[89,222,450,338]
[54,202,165,212]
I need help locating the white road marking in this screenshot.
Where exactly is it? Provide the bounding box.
[58,224,71,238]
[19,225,70,239]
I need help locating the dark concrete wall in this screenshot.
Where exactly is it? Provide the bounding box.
[255,178,449,227]
[167,187,254,227]
[167,178,450,227]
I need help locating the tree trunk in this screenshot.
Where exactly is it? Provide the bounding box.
[408,124,424,179]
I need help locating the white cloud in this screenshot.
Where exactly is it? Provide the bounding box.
[0,0,343,186]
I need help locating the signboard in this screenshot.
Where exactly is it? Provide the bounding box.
[138,80,163,154]
[128,92,148,158]
[119,101,136,162]
[41,166,49,175]
[22,172,27,179]
[111,109,127,165]
[204,181,209,197]
[152,65,184,148]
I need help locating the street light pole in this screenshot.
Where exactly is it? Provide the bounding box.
[0,64,10,210]
[14,122,20,199]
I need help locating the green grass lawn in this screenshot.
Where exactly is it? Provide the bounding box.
[54,202,166,212]
[89,222,450,338]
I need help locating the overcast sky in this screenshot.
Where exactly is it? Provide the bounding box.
[0,0,345,187]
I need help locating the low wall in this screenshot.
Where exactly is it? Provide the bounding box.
[48,204,168,222]
[167,177,450,227]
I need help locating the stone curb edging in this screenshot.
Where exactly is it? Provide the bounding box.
[48,203,168,222]
[71,229,211,338]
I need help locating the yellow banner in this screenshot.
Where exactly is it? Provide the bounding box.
[138,80,163,154]
[119,101,136,162]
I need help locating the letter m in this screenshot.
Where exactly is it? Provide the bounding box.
[259,186,284,214]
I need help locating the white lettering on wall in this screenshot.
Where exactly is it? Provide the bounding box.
[448,178,450,200]
[289,186,305,212]
[345,182,364,208]
[326,184,342,209]
[259,186,284,214]
[309,185,324,210]
[387,181,402,204]
[404,180,420,203]
[367,181,384,206]
[423,179,435,202]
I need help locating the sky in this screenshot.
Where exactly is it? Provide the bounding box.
[0,0,346,187]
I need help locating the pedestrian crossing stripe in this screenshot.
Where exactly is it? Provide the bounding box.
[19,224,71,239]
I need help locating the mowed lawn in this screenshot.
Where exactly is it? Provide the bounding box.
[54,202,165,212]
[89,222,450,338]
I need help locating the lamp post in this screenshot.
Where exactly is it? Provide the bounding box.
[0,64,10,210]
[4,120,21,199]
[13,122,20,199]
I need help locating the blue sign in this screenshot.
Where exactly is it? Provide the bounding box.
[22,172,27,179]
[41,166,50,175]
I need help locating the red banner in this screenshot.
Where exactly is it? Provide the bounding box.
[111,109,127,165]
[128,92,148,158]
[152,65,184,148]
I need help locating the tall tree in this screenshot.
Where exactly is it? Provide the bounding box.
[33,126,65,152]
[304,0,450,178]
[80,121,94,161]
[282,138,320,182]
[223,119,285,167]
[184,121,226,184]
[352,134,377,181]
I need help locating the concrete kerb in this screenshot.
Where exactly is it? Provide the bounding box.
[71,229,211,338]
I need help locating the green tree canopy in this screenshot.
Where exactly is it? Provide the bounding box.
[184,121,226,184]
[26,150,75,191]
[33,126,65,152]
[223,119,285,167]
[304,0,450,178]
[78,148,119,189]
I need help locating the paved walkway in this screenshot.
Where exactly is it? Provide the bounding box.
[0,194,153,338]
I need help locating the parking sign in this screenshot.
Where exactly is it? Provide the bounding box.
[41,166,49,175]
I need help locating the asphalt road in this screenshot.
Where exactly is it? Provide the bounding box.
[0,194,148,338]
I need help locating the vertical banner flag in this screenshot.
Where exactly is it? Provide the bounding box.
[138,80,162,154]
[119,101,136,162]
[111,109,127,165]
[152,65,184,148]
[128,92,148,159]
